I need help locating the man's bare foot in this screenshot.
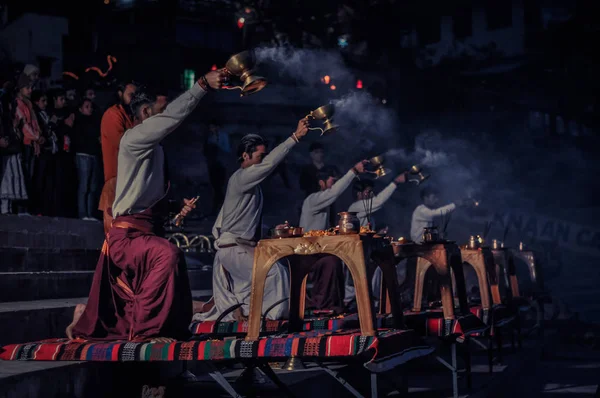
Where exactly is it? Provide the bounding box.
[192,298,214,314]
[150,337,176,344]
[233,307,248,323]
[65,303,86,340]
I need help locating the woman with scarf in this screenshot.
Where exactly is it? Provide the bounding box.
[12,74,43,214]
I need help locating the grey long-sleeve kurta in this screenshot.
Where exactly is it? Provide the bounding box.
[410,203,457,242]
[112,83,207,217]
[299,170,357,231]
[347,181,398,230]
[213,137,297,248]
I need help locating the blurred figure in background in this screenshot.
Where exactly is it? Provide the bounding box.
[99,80,137,232]
[31,90,59,216]
[72,98,102,221]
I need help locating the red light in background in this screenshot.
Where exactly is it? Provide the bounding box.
[245,7,252,14]
[237,17,245,29]
[356,79,363,89]
[321,75,330,84]
[211,64,217,71]
[330,85,336,90]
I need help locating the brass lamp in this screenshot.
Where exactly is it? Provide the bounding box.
[408,165,430,185]
[224,51,267,96]
[306,104,338,136]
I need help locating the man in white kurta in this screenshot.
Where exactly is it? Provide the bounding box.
[409,187,475,304]
[344,172,407,307]
[298,161,366,311]
[410,187,462,242]
[196,121,309,322]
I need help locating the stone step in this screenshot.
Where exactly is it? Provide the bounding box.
[0,361,188,398]
[0,215,104,250]
[0,248,100,273]
[0,291,212,346]
[0,268,213,302]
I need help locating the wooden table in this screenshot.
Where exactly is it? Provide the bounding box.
[246,234,399,341]
[460,248,498,310]
[388,242,469,320]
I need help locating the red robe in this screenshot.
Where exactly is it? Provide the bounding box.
[72,208,192,341]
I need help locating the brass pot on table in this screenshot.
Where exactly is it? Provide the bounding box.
[337,212,360,235]
[422,226,439,243]
[270,221,303,238]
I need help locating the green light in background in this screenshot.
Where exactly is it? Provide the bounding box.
[183,69,195,89]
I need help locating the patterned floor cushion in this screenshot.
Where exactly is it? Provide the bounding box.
[0,328,433,371]
[402,310,489,339]
[189,315,352,336]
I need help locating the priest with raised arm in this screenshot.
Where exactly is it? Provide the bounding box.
[67,70,227,342]
[297,161,367,312]
[195,120,310,323]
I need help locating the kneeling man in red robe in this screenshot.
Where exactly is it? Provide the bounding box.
[67,70,226,342]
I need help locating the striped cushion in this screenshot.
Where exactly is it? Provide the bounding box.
[0,328,432,369]
[403,310,489,338]
[189,315,350,336]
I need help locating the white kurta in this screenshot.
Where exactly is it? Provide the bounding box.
[410,203,457,242]
[194,137,297,322]
[347,181,398,230]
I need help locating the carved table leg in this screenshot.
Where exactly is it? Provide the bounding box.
[448,252,469,316]
[466,256,491,311]
[412,257,432,312]
[376,246,404,328]
[508,256,520,297]
[333,241,376,336]
[288,255,314,332]
[247,247,279,341]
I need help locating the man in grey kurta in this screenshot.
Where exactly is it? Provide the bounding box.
[345,172,408,307]
[347,171,408,229]
[297,161,366,311]
[196,121,309,322]
[68,72,226,341]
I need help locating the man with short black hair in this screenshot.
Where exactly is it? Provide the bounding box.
[298,160,367,311]
[68,69,227,342]
[410,187,471,242]
[98,80,138,233]
[196,120,310,323]
[344,172,408,308]
[348,171,408,229]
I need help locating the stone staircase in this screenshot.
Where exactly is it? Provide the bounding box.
[0,218,215,345]
[0,215,214,398]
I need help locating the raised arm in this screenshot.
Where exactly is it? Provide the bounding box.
[416,202,457,220]
[121,70,226,155]
[235,119,309,192]
[121,83,207,154]
[305,169,358,214]
[349,181,399,218]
